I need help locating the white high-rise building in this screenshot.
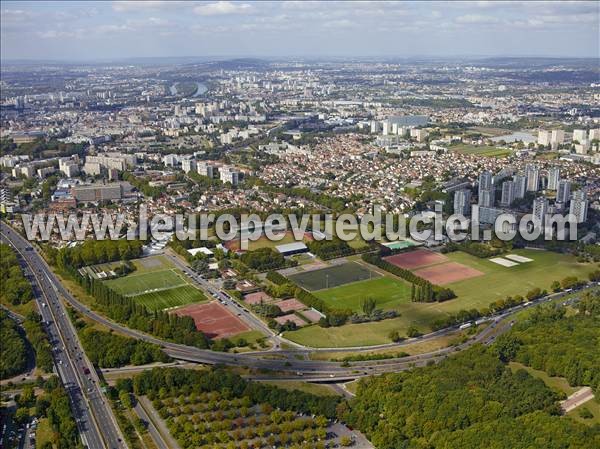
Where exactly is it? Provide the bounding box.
[547,167,560,191]
[220,167,241,185]
[556,180,571,204]
[453,189,472,216]
[538,129,564,149]
[532,197,549,227]
[538,130,551,146]
[551,130,564,145]
[573,129,588,143]
[526,164,540,192]
[181,158,197,173]
[197,162,216,178]
[500,181,515,207]
[569,190,588,224]
[513,175,527,199]
[370,121,380,134]
[382,120,390,136]
[478,171,494,207]
[589,129,600,141]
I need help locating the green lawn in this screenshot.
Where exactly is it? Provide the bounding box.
[128,285,207,311]
[284,249,594,348]
[261,380,342,396]
[315,276,412,313]
[568,399,600,426]
[440,249,594,311]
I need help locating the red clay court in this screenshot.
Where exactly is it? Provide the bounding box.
[172,302,249,339]
[274,298,306,313]
[414,262,484,285]
[383,249,448,270]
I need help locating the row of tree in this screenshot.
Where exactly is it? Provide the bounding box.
[132,367,341,419]
[50,239,143,269]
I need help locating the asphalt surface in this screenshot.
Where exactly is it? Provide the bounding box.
[1,223,127,449]
[1,220,593,382]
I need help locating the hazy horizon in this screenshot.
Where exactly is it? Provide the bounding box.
[2,1,598,61]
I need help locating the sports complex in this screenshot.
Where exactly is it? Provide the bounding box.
[282,248,596,347]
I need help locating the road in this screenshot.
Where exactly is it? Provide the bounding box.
[1,223,127,449]
[163,250,291,348]
[1,220,593,382]
[561,387,595,413]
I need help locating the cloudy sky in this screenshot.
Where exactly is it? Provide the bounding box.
[1,1,598,61]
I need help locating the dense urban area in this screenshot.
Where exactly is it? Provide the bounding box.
[1,45,599,449]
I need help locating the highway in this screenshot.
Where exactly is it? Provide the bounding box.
[1,224,127,449]
[1,220,593,382]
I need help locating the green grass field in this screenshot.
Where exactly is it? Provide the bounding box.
[284,249,594,347]
[451,144,512,157]
[441,249,594,309]
[315,276,412,312]
[101,256,207,311]
[568,399,600,426]
[287,262,380,291]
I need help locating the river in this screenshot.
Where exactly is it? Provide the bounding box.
[169,81,208,97]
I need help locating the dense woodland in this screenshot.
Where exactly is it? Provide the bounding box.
[240,247,289,271]
[0,242,33,305]
[342,295,600,449]
[79,328,171,368]
[33,376,83,449]
[0,310,28,379]
[68,308,171,368]
[498,293,600,394]
[306,238,355,260]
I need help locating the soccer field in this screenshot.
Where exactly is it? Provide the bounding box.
[101,256,207,311]
[104,269,187,296]
[287,262,380,291]
[315,277,412,313]
[130,285,207,311]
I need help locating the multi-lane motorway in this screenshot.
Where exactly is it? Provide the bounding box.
[1,223,127,449]
[2,219,594,380]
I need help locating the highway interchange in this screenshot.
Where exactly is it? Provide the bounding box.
[1,219,595,448]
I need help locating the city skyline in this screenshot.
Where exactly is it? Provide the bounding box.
[1,1,599,61]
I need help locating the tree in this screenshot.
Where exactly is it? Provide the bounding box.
[340,435,353,447]
[388,330,402,343]
[406,326,421,338]
[361,297,377,316]
[550,280,561,292]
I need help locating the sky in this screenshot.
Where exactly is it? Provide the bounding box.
[1,1,599,61]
